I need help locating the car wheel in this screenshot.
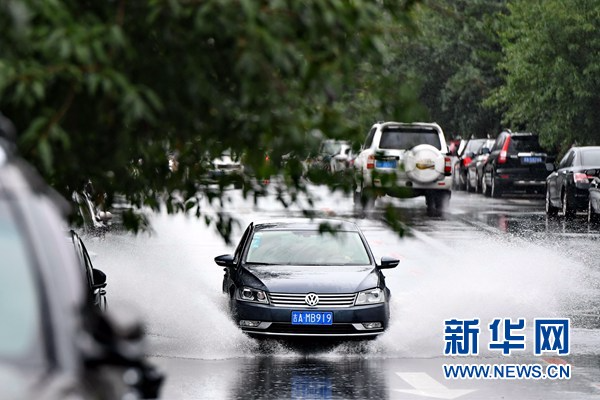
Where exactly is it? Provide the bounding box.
[425,194,436,217]
[482,172,491,197]
[459,171,467,191]
[588,199,600,224]
[562,189,575,219]
[476,172,482,193]
[491,174,502,198]
[434,191,450,213]
[354,182,375,211]
[545,187,559,217]
[466,174,474,192]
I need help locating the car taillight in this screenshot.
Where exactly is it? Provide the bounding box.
[498,150,507,164]
[444,156,451,175]
[498,136,511,164]
[367,154,375,169]
[574,172,591,183]
[463,156,472,167]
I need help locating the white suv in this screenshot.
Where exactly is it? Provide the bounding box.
[353,121,452,215]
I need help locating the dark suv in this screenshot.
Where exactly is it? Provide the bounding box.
[482,131,553,197]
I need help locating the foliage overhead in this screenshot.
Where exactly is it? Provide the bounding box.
[390,0,507,140]
[0,0,424,240]
[486,0,600,151]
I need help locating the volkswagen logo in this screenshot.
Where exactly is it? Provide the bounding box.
[305,293,319,307]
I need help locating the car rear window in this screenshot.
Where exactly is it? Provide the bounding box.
[508,136,545,153]
[245,230,371,266]
[379,127,442,150]
[580,149,600,166]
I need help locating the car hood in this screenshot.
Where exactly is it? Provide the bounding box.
[240,265,379,293]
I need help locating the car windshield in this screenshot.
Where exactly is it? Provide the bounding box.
[245,230,371,266]
[508,136,545,153]
[0,201,45,367]
[463,139,487,155]
[320,141,346,155]
[580,149,600,166]
[379,127,442,150]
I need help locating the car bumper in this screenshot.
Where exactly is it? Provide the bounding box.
[364,171,452,194]
[233,300,390,337]
[493,169,547,191]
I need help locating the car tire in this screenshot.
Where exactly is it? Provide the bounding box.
[562,189,575,219]
[354,183,375,211]
[404,144,445,184]
[425,194,436,217]
[459,171,467,191]
[435,191,450,213]
[482,172,491,197]
[491,174,502,198]
[476,172,482,193]
[466,174,474,192]
[588,199,600,224]
[545,187,559,217]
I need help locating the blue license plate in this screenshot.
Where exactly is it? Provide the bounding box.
[375,160,397,168]
[521,156,542,164]
[291,311,333,325]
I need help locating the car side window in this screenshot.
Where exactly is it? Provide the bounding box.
[364,127,376,149]
[234,224,253,264]
[493,135,505,152]
[559,151,574,169]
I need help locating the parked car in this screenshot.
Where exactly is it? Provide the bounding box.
[353,121,452,215]
[70,229,108,311]
[207,150,245,188]
[305,139,353,173]
[214,219,399,339]
[452,138,489,191]
[588,176,600,224]
[466,139,495,193]
[0,135,163,399]
[482,131,553,197]
[545,146,600,219]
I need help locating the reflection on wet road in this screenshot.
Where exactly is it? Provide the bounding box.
[85,187,600,399]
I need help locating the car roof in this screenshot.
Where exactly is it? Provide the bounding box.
[377,121,442,130]
[253,218,361,232]
[0,141,71,214]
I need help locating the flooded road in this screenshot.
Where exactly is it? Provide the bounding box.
[84,187,600,399]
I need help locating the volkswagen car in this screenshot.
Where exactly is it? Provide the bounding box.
[214,219,399,339]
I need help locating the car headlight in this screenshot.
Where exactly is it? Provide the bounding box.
[238,287,269,304]
[355,288,385,305]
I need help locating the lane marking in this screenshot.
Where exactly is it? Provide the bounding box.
[393,372,476,399]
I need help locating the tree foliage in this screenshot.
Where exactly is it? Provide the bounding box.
[390,0,507,139]
[487,0,600,151]
[0,0,423,239]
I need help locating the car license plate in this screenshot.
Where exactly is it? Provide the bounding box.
[521,156,542,164]
[375,160,397,168]
[291,311,333,325]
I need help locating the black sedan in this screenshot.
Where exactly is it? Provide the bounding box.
[546,146,600,219]
[214,219,399,339]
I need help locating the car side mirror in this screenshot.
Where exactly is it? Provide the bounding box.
[378,256,399,269]
[214,254,235,267]
[92,268,107,289]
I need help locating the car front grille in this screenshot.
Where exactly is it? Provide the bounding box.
[265,323,360,335]
[268,292,357,308]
